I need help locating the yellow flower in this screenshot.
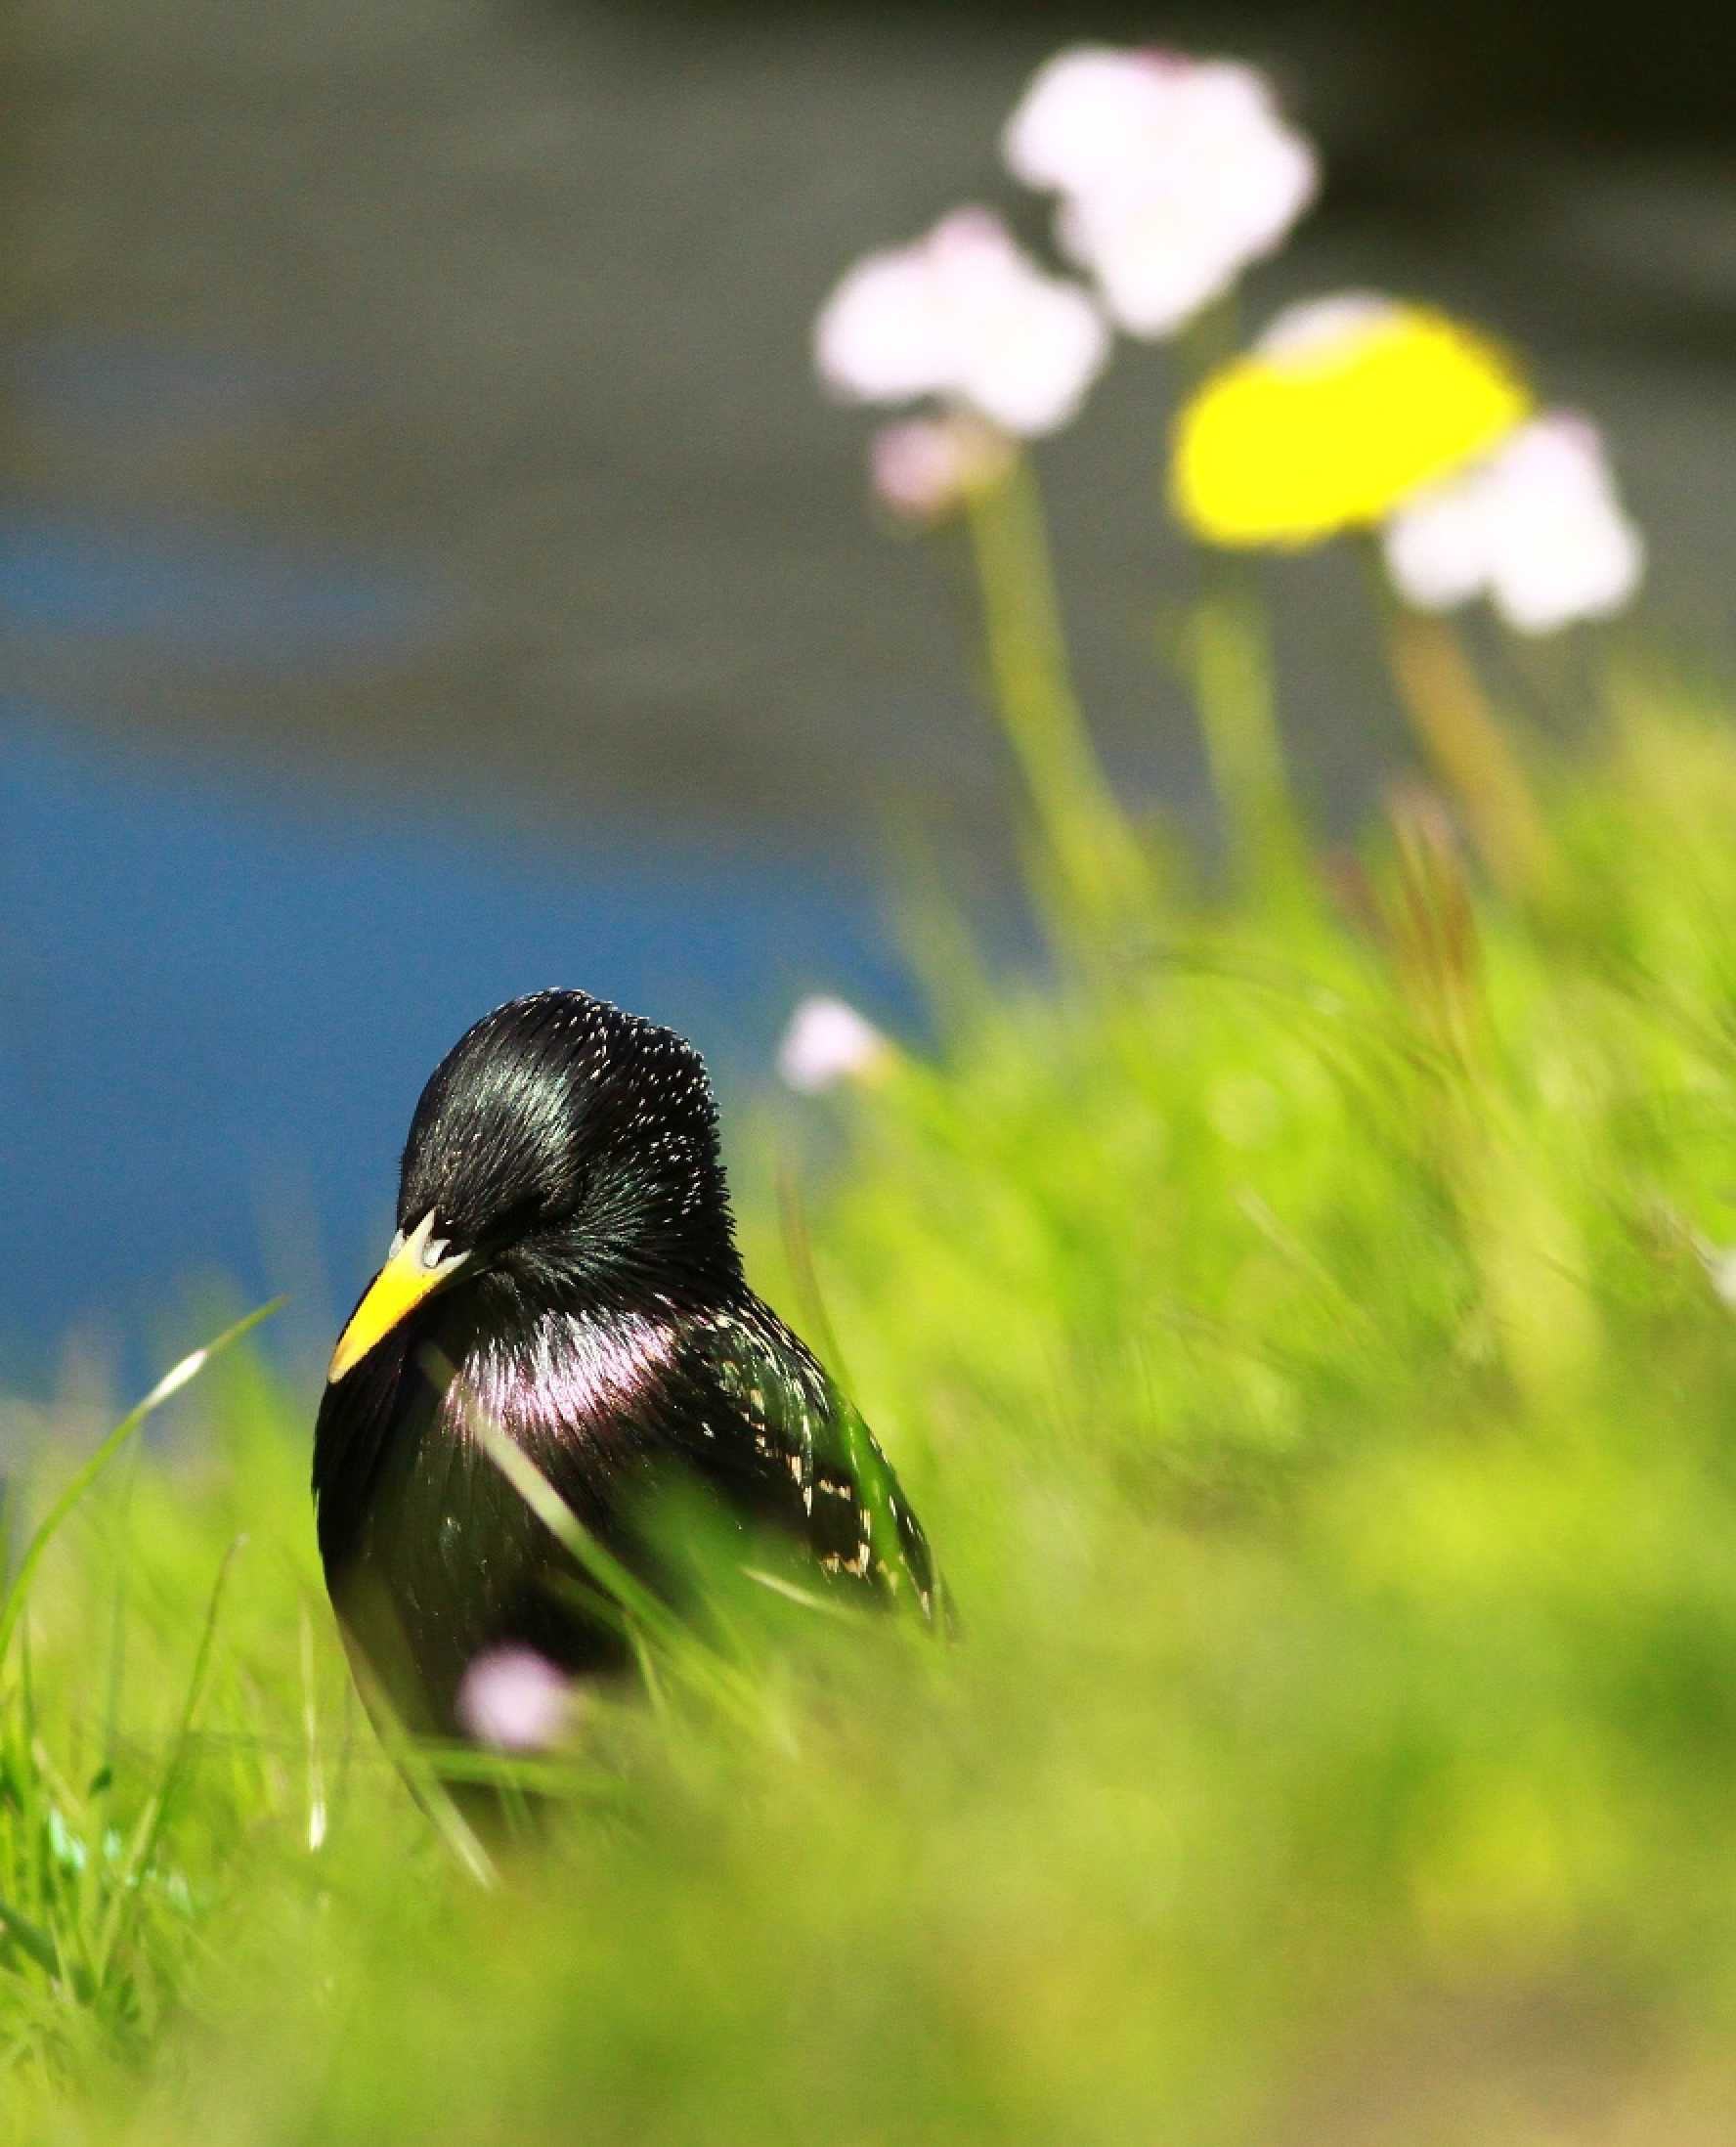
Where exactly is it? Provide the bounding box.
[1170,294,1532,548]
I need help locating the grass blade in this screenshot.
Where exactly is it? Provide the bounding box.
[92,1535,244,1986]
[468,1412,770,1730]
[0,1299,284,1674]
[0,1893,61,1982]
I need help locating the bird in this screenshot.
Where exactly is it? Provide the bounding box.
[313,987,940,1751]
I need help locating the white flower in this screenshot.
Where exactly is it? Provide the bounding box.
[1253,290,1401,366]
[814,208,1109,437]
[1384,414,1645,635]
[868,415,1015,524]
[1004,46,1318,339]
[777,996,890,1095]
[456,1646,573,1752]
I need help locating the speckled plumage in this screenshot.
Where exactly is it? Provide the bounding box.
[313,989,939,1741]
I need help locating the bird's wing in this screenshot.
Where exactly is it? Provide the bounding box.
[660,1298,942,1622]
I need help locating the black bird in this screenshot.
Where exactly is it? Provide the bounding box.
[314,988,939,1745]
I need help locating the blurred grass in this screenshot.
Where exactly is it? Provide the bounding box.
[13,672,1736,2141]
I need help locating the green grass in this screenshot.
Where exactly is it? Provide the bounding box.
[13,678,1736,2143]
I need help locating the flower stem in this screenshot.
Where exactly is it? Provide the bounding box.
[1171,302,1302,902]
[1382,601,1552,899]
[1188,564,1301,898]
[962,453,1147,944]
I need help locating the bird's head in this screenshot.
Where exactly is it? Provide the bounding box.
[326,989,741,1384]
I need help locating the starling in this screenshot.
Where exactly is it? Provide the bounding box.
[313,988,939,1747]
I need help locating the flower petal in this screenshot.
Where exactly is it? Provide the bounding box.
[814,247,952,406]
[1384,414,1645,634]
[777,996,890,1093]
[1383,474,1499,612]
[953,275,1110,436]
[1172,296,1531,547]
[1483,416,1646,633]
[1005,45,1190,197]
[814,208,1107,435]
[1007,46,1319,339]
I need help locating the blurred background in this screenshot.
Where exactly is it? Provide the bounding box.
[5,0,1734,1384]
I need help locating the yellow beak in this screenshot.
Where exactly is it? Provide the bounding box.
[327,1210,470,1384]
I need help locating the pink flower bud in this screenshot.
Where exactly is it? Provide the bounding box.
[868,415,1014,525]
[456,1646,573,1752]
[777,996,891,1095]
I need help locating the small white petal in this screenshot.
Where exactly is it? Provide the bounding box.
[1384,476,1500,612]
[777,996,890,1094]
[1005,46,1188,196]
[1059,198,1241,340]
[1384,413,1645,635]
[951,278,1109,435]
[1007,47,1319,340]
[814,249,952,406]
[814,208,1107,436]
[1255,290,1403,366]
[1483,416,1645,633]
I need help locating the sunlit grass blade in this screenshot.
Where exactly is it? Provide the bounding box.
[0,1299,284,1673]
[91,1535,245,1987]
[353,1690,497,1888]
[469,1415,774,1732]
[738,1567,861,1622]
[297,1607,327,1855]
